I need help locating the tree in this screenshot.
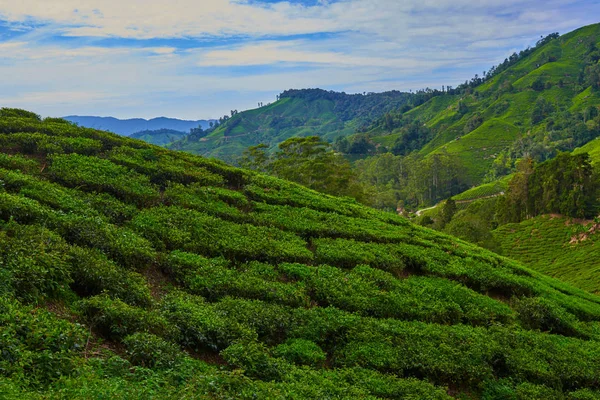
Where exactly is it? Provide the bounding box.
[440,197,457,228]
[240,137,367,202]
[585,62,600,90]
[497,158,534,223]
[531,97,555,125]
[239,144,271,173]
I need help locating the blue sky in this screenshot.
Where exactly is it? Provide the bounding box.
[0,0,599,120]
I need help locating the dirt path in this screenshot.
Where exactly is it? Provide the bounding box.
[415,192,504,216]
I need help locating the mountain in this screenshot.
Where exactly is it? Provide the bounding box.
[2,107,600,398]
[63,115,213,136]
[130,128,188,146]
[359,24,600,184]
[169,89,413,163]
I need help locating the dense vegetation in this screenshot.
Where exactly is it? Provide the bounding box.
[3,108,600,398]
[169,89,413,162]
[416,151,600,295]
[496,153,599,223]
[239,136,366,201]
[340,24,600,210]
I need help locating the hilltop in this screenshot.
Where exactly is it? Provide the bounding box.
[63,115,213,136]
[2,107,600,398]
[169,89,413,163]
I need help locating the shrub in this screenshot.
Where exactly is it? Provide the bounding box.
[0,153,39,173]
[513,297,582,337]
[78,295,170,340]
[0,296,86,387]
[164,251,307,307]
[123,333,182,369]
[48,154,160,206]
[221,340,292,381]
[273,339,326,367]
[131,206,312,263]
[0,223,72,302]
[160,292,256,352]
[56,214,157,270]
[69,246,152,307]
[108,146,225,187]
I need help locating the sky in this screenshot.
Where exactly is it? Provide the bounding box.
[0,1,599,120]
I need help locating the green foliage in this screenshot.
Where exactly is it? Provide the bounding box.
[78,295,170,340]
[513,297,582,337]
[221,340,292,381]
[0,296,86,387]
[49,153,160,206]
[170,89,413,163]
[272,339,327,367]
[131,206,313,263]
[123,333,182,369]
[494,215,600,294]
[69,246,152,307]
[0,222,72,302]
[241,136,367,200]
[3,105,600,398]
[498,153,599,223]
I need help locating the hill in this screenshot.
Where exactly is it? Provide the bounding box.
[575,136,600,164]
[494,215,600,295]
[3,108,600,398]
[63,115,213,136]
[357,23,600,184]
[130,128,188,146]
[169,89,413,163]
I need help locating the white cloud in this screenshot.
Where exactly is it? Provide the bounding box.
[0,0,598,118]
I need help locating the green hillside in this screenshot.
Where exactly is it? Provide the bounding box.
[169,89,412,163]
[494,216,600,295]
[363,24,600,183]
[575,136,600,163]
[3,108,600,398]
[130,128,188,146]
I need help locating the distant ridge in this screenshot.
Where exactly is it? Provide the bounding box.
[63,115,215,136]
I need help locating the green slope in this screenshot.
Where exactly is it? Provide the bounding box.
[169,89,412,163]
[130,128,188,146]
[494,216,600,295]
[366,23,600,183]
[4,108,600,398]
[575,136,600,164]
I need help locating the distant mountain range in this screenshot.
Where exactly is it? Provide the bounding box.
[62,115,214,136]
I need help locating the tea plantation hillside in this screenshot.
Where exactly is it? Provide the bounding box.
[169,89,413,163]
[575,136,600,164]
[362,23,600,183]
[4,108,600,399]
[493,215,600,295]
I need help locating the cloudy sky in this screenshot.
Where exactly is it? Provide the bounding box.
[0,1,598,120]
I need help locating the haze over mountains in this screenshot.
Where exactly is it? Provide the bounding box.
[62,116,214,137]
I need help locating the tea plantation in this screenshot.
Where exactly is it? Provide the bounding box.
[2,108,600,399]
